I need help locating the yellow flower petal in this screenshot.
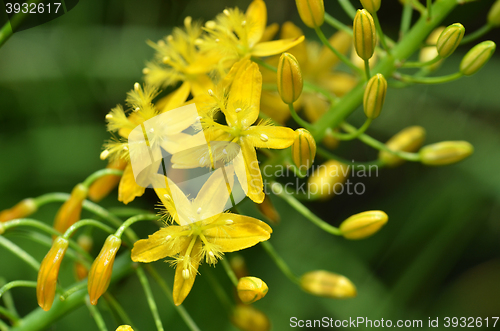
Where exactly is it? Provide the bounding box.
[244,126,297,149]
[173,240,202,306]
[312,31,352,74]
[156,81,191,113]
[118,162,145,204]
[317,72,358,97]
[251,36,305,57]
[302,93,329,123]
[204,214,272,252]
[194,166,235,219]
[189,75,214,97]
[259,23,279,43]
[260,91,291,125]
[280,22,308,65]
[237,140,265,203]
[131,226,190,263]
[246,0,267,48]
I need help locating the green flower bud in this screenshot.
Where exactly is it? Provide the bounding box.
[379,126,426,167]
[360,0,381,13]
[300,270,357,299]
[460,41,496,76]
[353,9,376,61]
[436,23,465,58]
[363,73,387,119]
[237,277,269,304]
[292,128,317,172]
[339,210,388,240]
[488,0,500,27]
[420,141,474,166]
[277,53,303,104]
[295,0,325,28]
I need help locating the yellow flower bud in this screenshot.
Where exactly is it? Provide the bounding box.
[436,23,465,58]
[37,236,69,311]
[237,277,269,304]
[88,234,122,305]
[353,9,376,61]
[307,160,349,200]
[420,141,474,166]
[0,198,37,223]
[419,27,445,71]
[378,126,426,167]
[116,326,134,331]
[363,73,387,119]
[300,270,357,299]
[295,0,324,28]
[256,195,280,225]
[460,41,496,76]
[231,305,271,331]
[360,0,381,13]
[292,128,316,172]
[230,255,249,280]
[339,210,388,240]
[488,0,500,27]
[88,158,127,202]
[277,53,303,104]
[53,183,88,234]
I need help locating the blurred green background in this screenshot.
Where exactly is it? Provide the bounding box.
[0,0,499,330]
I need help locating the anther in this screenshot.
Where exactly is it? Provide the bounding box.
[162,56,170,64]
[134,82,140,92]
[134,107,140,112]
[165,235,171,241]
[223,9,230,16]
[166,35,173,42]
[123,146,129,151]
[105,114,113,120]
[197,207,202,214]
[241,20,247,26]
[182,269,190,280]
[184,16,192,27]
[205,21,216,29]
[208,89,214,96]
[149,128,154,133]
[260,134,269,142]
[225,219,233,225]
[100,150,109,160]
[235,107,242,113]
[142,68,150,74]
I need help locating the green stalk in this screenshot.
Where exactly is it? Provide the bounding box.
[324,13,353,36]
[0,236,40,271]
[136,268,164,331]
[220,258,239,287]
[85,296,109,331]
[460,24,493,45]
[261,241,300,284]
[82,169,123,188]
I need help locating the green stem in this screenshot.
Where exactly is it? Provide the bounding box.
[364,60,371,80]
[0,278,19,319]
[0,0,42,48]
[460,24,493,45]
[82,169,123,188]
[136,267,164,331]
[145,266,201,331]
[103,293,137,331]
[372,12,393,54]
[396,71,462,84]
[314,27,364,76]
[400,55,441,68]
[0,305,18,325]
[399,0,413,39]
[0,236,40,271]
[410,0,427,14]
[427,0,432,20]
[220,258,239,287]
[0,318,9,331]
[270,182,342,235]
[203,267,233,315]
[260,241,300,284]
[115,214,159,238]
[85,296,109,331]
[324,13,353,36]
[316,146,384,170]
[0,281,37,300]
[288,103,312,130]
[60,283,87,301]
[341,123,421,161]
[331,119,373,141]
[108,207,155,218]
[338,0,356,19]
[62,219,114,239]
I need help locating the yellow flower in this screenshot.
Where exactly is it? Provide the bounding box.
[200,0,304,67]
[131,172,272,306]
[171,59,297,203]
[0,198,36,223]
[88,158,127,202]
[53,183,88,234]
[101,83,194,204]
[116,326,134,331]
[37,237,69,311]
[143,16,217,97]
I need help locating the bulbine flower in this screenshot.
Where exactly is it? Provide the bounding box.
[378,126,426,167]
[295,0,325,28]
[131,172,272,305]
[0,198,36,223]
[339,210,388,240]
[237,276,268,304]
[292,128,316,172]
[436,23,465,59]
[37,237,69,311]
[171,59,297,203]
[277,53,303,104]
[53,183,88,234]
[88,158,127,202]
[363,73,387,119]
[88,234,122,305]
[460,41,496,76]
[353,9,376,61]
[420,141,474,165]
[300,270,357,299]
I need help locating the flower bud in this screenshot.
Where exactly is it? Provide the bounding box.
[292,128,316,173]
[256,195,280,225]
[378,126,426,167]
[488,0,500,27]
[419,141,474,166]
[419,27,445,71]
[360,0,381,13]
[53,183,88,234]
[339,210,388,240]
[353,9,376,61]
[300,270,357,299]
[230,255,249,279]
[363,73,387,119]
[116,326,134,331]
[307,160,349,200]
[37,236,69,311]
[460,41,496,76]
[436,23,465,59]
[0,198,37,223]
[88,158,127,202]
[277,53,303,104]
[295,0,324,28]
[88,234,122,305]
[237,277,269,304]
[231,305,271,331]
